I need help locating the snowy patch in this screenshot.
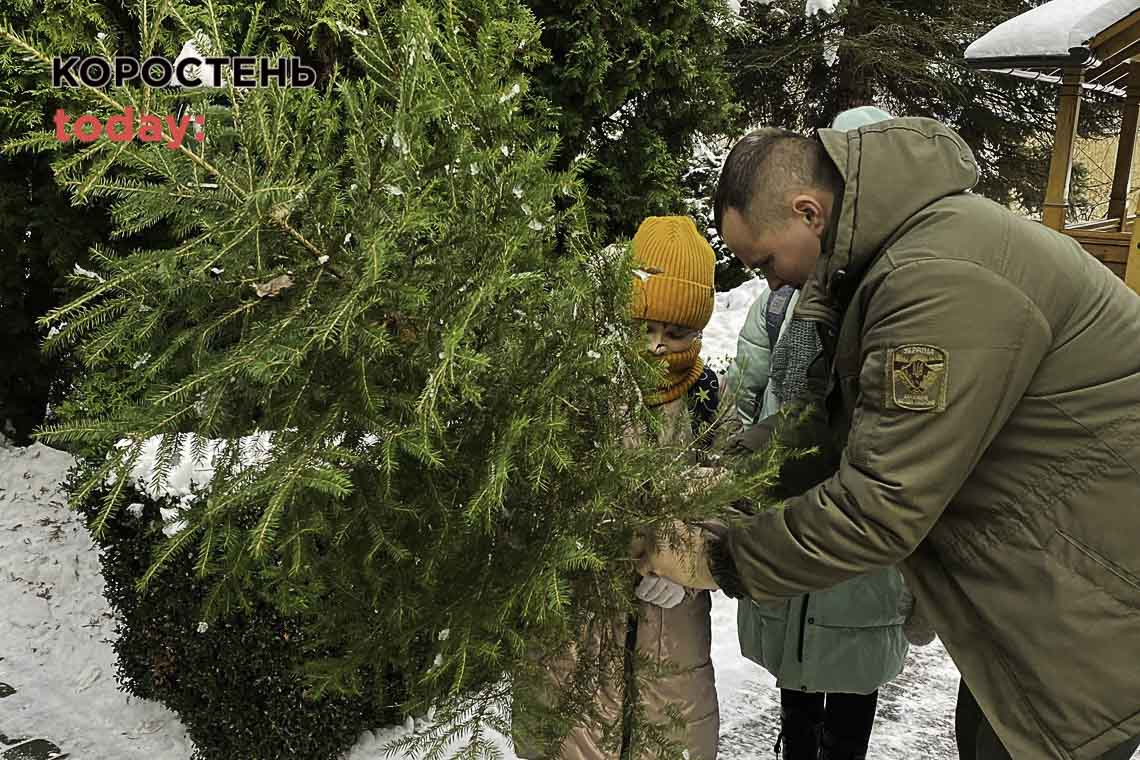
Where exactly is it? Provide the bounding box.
[73,263,104,282]
[390,132,409,156]
[498,83,521,103]
[159,507,188,537]
[823,38,839,67]
[701,278,768,373]
[0,442,196,757]
[115,432,274,507]
[173,35,223,89]
[805,0,839,16]
[965,0,1139,61]
[336,21,370,37]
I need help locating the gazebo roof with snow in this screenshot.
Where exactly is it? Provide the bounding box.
[965,0,1140,293]
[965,0,1140,96]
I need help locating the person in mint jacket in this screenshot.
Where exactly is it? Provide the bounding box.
[724,107,914,760]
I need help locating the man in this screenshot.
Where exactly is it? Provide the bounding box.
[636,115,1140,760]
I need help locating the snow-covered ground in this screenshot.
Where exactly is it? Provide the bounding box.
[1,279,968,759]
[0,439,193,758]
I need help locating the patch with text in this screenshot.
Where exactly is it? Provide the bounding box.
[887,345,948,412]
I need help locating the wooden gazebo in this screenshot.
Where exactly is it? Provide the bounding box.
[966,0,1140,293]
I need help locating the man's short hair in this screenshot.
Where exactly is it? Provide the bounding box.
[712,128,843,234]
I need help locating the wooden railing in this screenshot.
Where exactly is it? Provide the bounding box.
[1066,217,1128,232]
[1062,218,1135,279]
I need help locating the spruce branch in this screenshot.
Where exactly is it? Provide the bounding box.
[0,24,341,274]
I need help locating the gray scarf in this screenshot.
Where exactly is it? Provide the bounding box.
[769,317,823,406]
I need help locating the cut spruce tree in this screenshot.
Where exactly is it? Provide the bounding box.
[0,1,773,757]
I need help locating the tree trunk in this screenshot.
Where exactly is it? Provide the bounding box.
[822,0,874,127]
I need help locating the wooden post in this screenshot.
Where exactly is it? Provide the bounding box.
[1108,62,1140,226]
[1043,68,1085,231]
[1128,190,1140,293]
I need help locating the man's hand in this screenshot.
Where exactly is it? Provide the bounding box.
[632,520,719,591]
[635,574,686,608]
[724,402,842,499]
[723,413,779,456]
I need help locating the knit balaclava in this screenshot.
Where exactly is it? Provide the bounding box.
[630,216,716,407]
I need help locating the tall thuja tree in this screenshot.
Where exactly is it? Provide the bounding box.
[525,0,741,239]
[726,0,1119,215]
[681,135,750,291]
[0,0,118,442]
[1,1,739,755]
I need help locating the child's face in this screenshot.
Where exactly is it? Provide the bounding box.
[642,320,699,356]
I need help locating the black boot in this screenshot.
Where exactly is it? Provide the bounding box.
[776,690,824,759]
[818,727,867,760]
[774,723,822,759]
[816,690,879,760]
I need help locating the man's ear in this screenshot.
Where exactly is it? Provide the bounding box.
[792,193,827,235]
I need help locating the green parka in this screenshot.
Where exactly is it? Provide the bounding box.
[709,117,1140,760]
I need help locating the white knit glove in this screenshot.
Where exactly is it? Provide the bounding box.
[635,574,686,609]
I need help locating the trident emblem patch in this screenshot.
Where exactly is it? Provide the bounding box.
[887,345,948,412]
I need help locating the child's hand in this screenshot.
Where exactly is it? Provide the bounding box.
[635,574,686,608]
[898,585,936,646]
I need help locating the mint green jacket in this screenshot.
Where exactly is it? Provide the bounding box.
[736,570,908,695]
[729,285,909,694]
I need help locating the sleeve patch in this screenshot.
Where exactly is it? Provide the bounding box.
[886,345,948,412]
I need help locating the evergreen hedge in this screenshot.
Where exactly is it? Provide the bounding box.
[75,475,416,760]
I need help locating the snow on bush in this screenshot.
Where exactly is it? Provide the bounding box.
[110,432,274,534]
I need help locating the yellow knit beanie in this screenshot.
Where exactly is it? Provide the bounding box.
[630,216,716,331]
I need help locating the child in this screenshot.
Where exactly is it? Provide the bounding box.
[514,215,721,760]
[724,106,915,760]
